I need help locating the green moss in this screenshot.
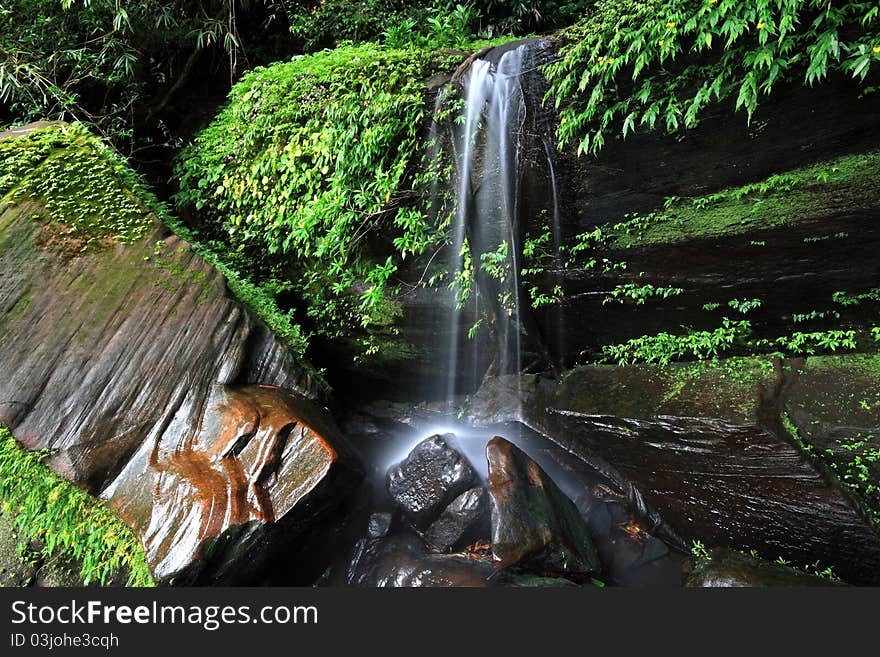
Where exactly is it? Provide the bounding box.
[0,124,154,249]
[611,152,880,248]
[552,355,775,422]
[663,356,776,420]
[0,427,153,586]
[804,352,880,379]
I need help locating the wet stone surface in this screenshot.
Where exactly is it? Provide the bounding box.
[424,487,488,552]
[487,436,601,577]
[386,434,477,528]
[686,548,840,587]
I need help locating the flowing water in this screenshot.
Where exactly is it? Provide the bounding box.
[443,40,561,411]
[313,41,686,586]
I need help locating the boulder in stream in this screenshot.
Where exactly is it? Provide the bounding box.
[386,434,476,527]
[424,486,488,552]
[487,437,600,576]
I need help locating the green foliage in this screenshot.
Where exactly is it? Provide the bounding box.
[690,539,710,560]
[546,0,880,155]
[603,282,684,305]
[765,329,859,355]
[289,0,592,50]
[601,318,752,366]
[828,432,880,526]
[385,3,481,49]
[1,1,296,148]
[0,123,153,248]
[832,287,880,307]
[728,297,762,314]
[174,44,463,342]
[0,426,153,586]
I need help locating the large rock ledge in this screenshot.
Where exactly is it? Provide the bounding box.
[0,124,359,584]
[465,357,880,585]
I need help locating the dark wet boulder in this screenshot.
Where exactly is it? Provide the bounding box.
[386,434,476,527]
[486,437,600,576]
[367,512,393,539]
[424,487,488,552]
[686,548,840,587]
[347,534,494,587]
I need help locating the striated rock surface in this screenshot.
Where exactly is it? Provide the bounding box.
[467,365,880,585]
[487,437,600,576]
[0,124,358,583]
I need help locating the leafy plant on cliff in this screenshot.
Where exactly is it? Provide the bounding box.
[546,0,880,155]
[174,44,464,343]
[0,427,154,586]
[601,318,752,366]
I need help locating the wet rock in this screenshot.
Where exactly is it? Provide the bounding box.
[469,366,880,586]
[33,555,89,587]
[541,409,880,586]
[686,548,840,587]
[367,512,393,539]
[105,385,359,583]
[504,575,579,587]
[584,499,675,585]
[781,355,880,525]
[386,435,476,527]
[0,127,356,584]
[486,437,600,576]
[347,534,494,587]
[424,487,488,552]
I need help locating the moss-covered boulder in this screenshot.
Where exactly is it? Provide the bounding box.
[686,548,839,587]
[0,123,359,584]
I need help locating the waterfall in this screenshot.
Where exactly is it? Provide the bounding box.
[440,40,560,408]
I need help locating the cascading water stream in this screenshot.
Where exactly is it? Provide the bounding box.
[442,41,561,411]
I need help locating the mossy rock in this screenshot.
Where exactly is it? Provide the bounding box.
[782,354,880,527]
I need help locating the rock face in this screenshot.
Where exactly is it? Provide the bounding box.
[386,435,476,527]
[486,437,600,576]
[686,549,838,587]
[424,487,488,552]
[467,365,880,585]
[104,385,357,582]
[0,125,358,584]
